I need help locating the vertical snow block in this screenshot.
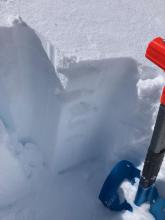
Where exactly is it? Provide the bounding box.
[54,58,139,173]
[0,20,63,169]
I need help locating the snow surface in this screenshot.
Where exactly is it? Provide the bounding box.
[0,1,165,220]
[0,0,165,63]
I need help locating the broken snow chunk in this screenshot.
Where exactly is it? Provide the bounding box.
[137,76,164,100]
[18,142,44,179]
[7,15,23,26]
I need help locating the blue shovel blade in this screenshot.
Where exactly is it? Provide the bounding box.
[99,160,165,220]
[135,185,165,220]
[150,198,165,220]
[99,160,140,212]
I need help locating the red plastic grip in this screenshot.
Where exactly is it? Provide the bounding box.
[160,87,165,106]
[145,37,165,71]
[145,37,165,105]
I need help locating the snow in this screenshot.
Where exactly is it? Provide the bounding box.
[0,0,165,63]
[0,1,165,220]
[121,181,154,220]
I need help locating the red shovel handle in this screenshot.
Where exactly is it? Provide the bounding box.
[139,37,165,188]
[161,87,165,106]
[146,37,165,106]
[146,37,165,71]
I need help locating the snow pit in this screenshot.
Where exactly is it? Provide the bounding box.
[0,20,164,220]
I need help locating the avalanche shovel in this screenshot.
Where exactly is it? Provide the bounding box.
[99,37,165,220]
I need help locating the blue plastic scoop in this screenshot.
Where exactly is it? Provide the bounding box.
[99,160,165,220]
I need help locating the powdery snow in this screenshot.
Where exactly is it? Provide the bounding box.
[0,1,165,63]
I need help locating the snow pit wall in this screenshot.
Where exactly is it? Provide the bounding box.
[0,20,161,178]
[0,21,150,176]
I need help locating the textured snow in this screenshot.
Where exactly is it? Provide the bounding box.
[0,1,165,220]
[1,0,165,63]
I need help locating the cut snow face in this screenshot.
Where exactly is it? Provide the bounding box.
[0,19,63,169]
[0,20,165,220]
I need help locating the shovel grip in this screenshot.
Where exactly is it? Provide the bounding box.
[140,103,165,188]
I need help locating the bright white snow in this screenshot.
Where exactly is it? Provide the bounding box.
[0,1,165,220]
[1,0,165,63]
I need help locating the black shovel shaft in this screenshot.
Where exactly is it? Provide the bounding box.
[140,104,165,188]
